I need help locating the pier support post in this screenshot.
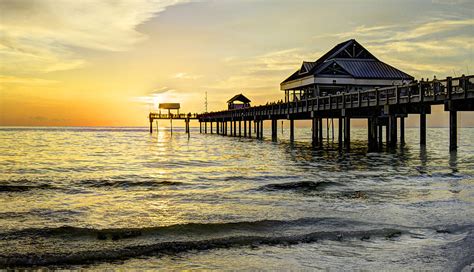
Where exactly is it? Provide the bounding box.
[239,121,242,137]
[234,121,237,137]
[312,117,319,146]
[210,121,213,134]
[216,121,219,135]
[338,117,343,147]
[378,123,383,147]
[420,112,426,146]
[260,120,264,139]
[244,119,247,137]
[368,117,379,151]
[256,120,260,139]
[290,119,294,142]
[400,117,405,145]
[389,115,397,147]
[199,122,202,133]
[248,120,252,138]
[272,119,277,141]
[344,117,350,150]
[204,121,207,134]
[318,118,323,143]
[149,120,153,133]
[450,110,457,151]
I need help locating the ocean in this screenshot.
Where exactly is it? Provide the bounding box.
[0,126,473,270]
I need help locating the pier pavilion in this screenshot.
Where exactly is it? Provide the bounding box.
[228,94,251,110]
[281,39,414,102]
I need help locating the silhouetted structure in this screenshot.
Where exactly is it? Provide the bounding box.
[149,40,474,153]
[149,103,197,134]
[227,94,251,110]
[281,39,414,102]
[196,41,473,152]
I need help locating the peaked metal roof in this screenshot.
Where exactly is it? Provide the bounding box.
[281,39,413,84]
[318,59,413,79]
[227,94,251,104]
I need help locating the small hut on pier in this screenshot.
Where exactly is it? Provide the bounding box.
[159,103,180,116]
[227,94,251,110]
[280,39,414,102]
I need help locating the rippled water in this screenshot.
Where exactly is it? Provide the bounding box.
[0,126,473,270]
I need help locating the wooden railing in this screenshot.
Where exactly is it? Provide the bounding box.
[149,113,199,119]
[199,75,474,120]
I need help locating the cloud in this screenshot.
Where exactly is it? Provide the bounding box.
[325,18,474,78]
[148,87,175,96]
[173,72,203,80]
[0,0,189,76]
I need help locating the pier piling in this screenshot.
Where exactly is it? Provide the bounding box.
[289,119,294,142]
[420,112,426,146]
[450,110,457,151]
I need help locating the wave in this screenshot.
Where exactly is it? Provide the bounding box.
[77,179,183,188]
[2,218,472,267]
[1,218,331,238]
[258,181,342,192]
[0,178,183,192]
[1,227,406,267]
[0,183,54,192]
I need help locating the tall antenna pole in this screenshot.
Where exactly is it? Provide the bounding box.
[205,91,208,113]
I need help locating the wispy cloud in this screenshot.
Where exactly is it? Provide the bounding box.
[173,72,203,80]
[0,0,189,76]
[320,18,474,77]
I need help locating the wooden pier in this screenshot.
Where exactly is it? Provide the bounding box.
[148,113,198,134]
[150,41,473,151]
[197,75,474,151]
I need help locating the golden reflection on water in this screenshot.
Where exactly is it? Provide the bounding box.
[0,127,473,269]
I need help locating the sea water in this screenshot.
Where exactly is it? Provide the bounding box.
[0,126,473,270]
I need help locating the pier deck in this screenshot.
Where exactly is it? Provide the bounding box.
[148,113,198,133]
[196,75,474,151]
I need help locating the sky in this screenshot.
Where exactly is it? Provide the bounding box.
[0,0,473,127]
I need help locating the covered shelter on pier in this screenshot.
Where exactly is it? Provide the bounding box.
[280,39,414,102]
[227,94,251,110]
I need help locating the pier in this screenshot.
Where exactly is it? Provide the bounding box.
[149,103,198,134]
[197,75,473,151]
[150,40,474,152]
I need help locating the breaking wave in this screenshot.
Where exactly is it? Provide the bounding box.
[258,181,343,192]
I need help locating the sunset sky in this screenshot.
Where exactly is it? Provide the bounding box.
[0,0,473,127]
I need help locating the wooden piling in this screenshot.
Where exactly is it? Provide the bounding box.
[239,121,242,137]
[420,113,426,146]
[318,118,323,142]
[344,117,350,150]
[272,119,277,141]
[378,123,383,147]
[389,115,397,147]
[338,117,342,147]
[450,110,457,151]
[312,117,319,145]
[255,121,260,139]
[290,119,294,142]
[400,117,405,144]
[248,120,252,138]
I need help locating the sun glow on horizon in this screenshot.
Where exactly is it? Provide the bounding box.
[1,0,473,127]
